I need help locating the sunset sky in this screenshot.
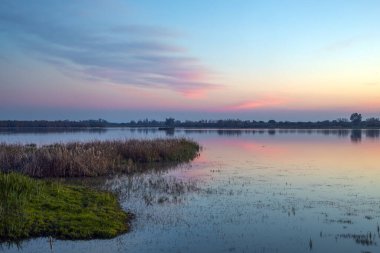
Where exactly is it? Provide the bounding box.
[1,0,380,121]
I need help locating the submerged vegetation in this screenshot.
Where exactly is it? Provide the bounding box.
[0,138,200,177]
[0,173,131,242]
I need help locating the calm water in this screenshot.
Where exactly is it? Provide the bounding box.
[1,128,380,253]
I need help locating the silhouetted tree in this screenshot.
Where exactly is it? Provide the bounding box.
[365,117,380,127]
[165,118,175,127]
[350,113,362,125]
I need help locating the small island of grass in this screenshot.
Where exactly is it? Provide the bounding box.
[0,138,200,242]
[0,173,131,242]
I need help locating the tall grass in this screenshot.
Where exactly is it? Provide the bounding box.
[0,138,200,177]
[0,173,40,210]
[0,173,43,240]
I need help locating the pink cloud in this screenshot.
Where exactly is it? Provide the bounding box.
[226,98,285,111]
[182,89,207,99]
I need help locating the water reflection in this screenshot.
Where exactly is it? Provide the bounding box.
[163,129,175,136]
[336,129,350,138]
[216,130,242,136]
[365,129,380,139]
[2,128,379,144]
[210,129,379,144]
[350,129,362,143]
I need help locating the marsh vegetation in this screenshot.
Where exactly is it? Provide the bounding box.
[0,138,200,177]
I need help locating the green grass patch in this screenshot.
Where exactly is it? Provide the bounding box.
[0,173,131,242]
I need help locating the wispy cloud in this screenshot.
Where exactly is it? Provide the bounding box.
[0,1,218,94]
[182,88,210,99]
[110,25,181,38]
[226,98,285,111]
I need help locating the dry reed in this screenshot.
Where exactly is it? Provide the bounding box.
[0,138,200,177]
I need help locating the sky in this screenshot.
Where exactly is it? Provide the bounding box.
[1,0,380,121]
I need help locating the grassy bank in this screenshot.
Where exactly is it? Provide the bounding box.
[0,173,131,242]
[0,138,200,177]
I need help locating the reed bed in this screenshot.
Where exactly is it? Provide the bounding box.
[0,138,200,177]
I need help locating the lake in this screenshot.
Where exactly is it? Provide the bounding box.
[1,128,380,253]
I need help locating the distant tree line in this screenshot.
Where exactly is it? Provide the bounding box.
[1,113,380,129]
[0,119,114,128]
[109,113,380,129]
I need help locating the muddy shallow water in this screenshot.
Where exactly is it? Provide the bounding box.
[1,128,380,253]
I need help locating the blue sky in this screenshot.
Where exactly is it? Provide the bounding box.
[1,0,380,121]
